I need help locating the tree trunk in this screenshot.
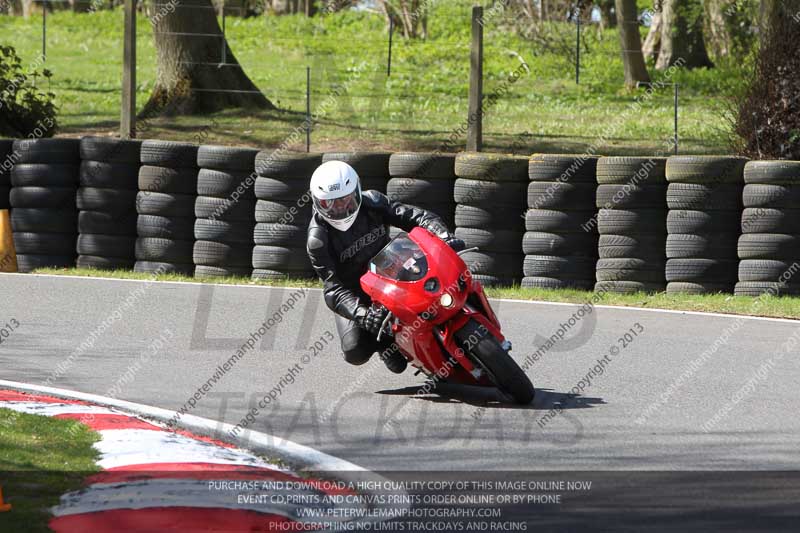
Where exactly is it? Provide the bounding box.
[703,0,730,58]
[656,0,714,70]
[642,11,661,61]
[142,0,273,116]
[597,0,617,29]
[615,0,650,88]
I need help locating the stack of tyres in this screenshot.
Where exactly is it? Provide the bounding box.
[596,157,668,294]
[76,137,141,270]
[454,152,529,287]
[736,161,800,296]
[387,152,456,236]
[9,139,80,272]
[322,152,391,194]
[194,145,258,279]
[135,141,199,275]
[523,154,598,290]
[252,152,320,280]
[0,140,13,209]
[665,156,746,294]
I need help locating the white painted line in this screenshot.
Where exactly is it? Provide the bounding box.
[5,271,798,324]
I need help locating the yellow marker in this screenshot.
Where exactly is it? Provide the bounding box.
[0,209,17,273]
[0,485,12,512]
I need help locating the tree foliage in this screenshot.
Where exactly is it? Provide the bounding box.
[0,46,57,137]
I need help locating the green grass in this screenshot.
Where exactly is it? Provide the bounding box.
[32,267,800,319]
[0,408,100,532]
[0,3,748,154]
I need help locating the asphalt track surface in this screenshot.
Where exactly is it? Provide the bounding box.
[2,273,800,472]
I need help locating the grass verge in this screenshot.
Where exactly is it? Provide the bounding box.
[0,407,100,532]
[30,267,800,320]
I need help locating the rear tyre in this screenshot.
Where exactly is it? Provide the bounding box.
[456,319,534,405]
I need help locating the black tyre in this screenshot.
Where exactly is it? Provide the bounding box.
[252,268,316,280]
[255,200,312,224]
[195,196,256,222]
[734,281,800,297]
[255,152,322,178]
[522,231,597,256]
[79,161,140,190]
[521,277,594,290]
[15,254,75,273]
[455,319,534,405]
[76,255,136,270]
[665,234,738,260]
[665,258,738,283]
[456,204,525,231]
[322,152,391,178]
[737,233,800,259]
[469,274,516,288]
[453,179,526,205]
[13,139,80,164]
[741,208,800,234]
[134,260,194,276]
[195,265,252,278]
[595,184,666,209]
[78,210,138,236]
[667,210,741,234]
[528,154,598,183]
[361,177,388,193]
[454,152,529,182]
[738,259,800,282]
[197,169,256,199]
[462,251,522,277]
[0,186,9,209]
[10,186,76,209]
[138,165,198,194]
[194,218,254,244]
[742,184,800,208]
[665,156,747,184]
[252,245,312,270]
[525,209,596,233]
[197,145,258,171]
[387,177,453,203]
[12,232,76,255]
[454,227,523,253]
[77,187,137,212]
[76,234,136,258]
[135,238,194,262]
[140,140,198,168]
[523,255,596,279]
[594,281,664,294]
[80,137,142,164]
[598,234,665,259]
[193,240,253,267]
[254,223,306,247]
[11,208,77,233]
[667,183,742,210]
[388,153,455,179]
[136,191,196,217]
[527,181,595,210]
[597,209,666,235]
[254,177,310,202]
[137,215,195,240]
[666,282,733,295]
[596,156,666,185]
[743,160,800,185]
[596,258,665,282]
[11,164,79,187]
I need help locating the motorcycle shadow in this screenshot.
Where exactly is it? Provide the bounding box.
[376,384,604,411]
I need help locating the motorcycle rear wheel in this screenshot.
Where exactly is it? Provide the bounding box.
[458,320,535,405]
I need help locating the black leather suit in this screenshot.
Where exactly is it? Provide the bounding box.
[307,190,448,365]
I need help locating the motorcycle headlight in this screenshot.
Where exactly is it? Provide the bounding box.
[439,293,454,308]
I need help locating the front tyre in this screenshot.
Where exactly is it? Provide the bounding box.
[458,320,535,404]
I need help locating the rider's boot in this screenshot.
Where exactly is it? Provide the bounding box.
[378,344,407,374]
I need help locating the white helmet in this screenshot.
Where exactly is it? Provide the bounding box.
[310,161,362,231]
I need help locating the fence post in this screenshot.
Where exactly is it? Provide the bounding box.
[121,0,136,139]
[467,5,483,152]
[387,17,393,77]
[674,83,679,154]
[306,66,311,153]
[575,10,580,84]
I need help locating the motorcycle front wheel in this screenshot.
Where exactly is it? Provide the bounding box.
[458,320,535,405]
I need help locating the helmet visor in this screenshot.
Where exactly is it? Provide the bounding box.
[315,188,361,221]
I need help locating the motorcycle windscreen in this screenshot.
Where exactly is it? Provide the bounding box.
[369,232,428,282]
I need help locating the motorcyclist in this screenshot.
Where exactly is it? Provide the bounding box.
[306,161,464,374]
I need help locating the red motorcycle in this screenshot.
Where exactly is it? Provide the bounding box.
[360,227,535,404]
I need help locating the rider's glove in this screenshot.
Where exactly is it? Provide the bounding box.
[444,235,466,252]
[355,305,390,336]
